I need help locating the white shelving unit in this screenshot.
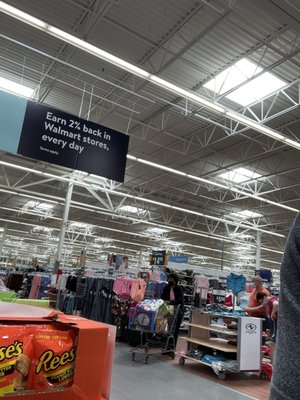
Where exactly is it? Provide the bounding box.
[178,310,262,379]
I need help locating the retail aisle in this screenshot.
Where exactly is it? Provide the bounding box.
[111,343,256,400]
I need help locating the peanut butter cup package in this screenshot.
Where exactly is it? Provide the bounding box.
[0,325,27,396]
[27,328,77,392]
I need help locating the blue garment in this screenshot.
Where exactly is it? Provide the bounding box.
[202,354,227,364]
[226,273,246,294]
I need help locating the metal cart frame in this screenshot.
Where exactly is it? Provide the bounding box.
[129,305,180,364]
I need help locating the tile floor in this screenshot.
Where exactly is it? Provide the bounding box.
[111,343,257,400]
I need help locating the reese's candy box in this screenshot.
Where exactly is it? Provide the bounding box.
[0,325,26,396]
[27,328,77,392]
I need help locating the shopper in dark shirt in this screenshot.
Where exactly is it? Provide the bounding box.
[161,273,184,347]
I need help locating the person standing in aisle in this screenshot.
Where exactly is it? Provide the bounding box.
[161,273,184,347]
[246,276,270,315]
[269,213,300,400]
[244,292,278,363]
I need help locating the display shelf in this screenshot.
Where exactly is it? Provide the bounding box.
[206,312,239,319]
[176,353,212,367]
[185,322,237,336]
[181,336,237,353]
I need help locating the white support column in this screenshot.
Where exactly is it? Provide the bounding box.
[138,249,142,271]
[54,182,74,273]
[256,231,261,270]
[0,223,7,261]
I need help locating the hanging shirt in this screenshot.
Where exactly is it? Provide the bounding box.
[194,275,209,299]
[226,273,246,294]
[130,279,146,303]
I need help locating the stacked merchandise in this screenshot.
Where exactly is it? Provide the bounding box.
[56,274,79,314]
[185,346,239,376]
[178,270,194,331]
[0,302,115,400]
[0,323,77,396]
[5,272,24,292]
[144,281,168,299]
[12,273,52,301]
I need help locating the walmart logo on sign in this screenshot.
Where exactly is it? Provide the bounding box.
[245,323,257,335]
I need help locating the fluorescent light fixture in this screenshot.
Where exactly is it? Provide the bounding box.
[127,156,298,212]
[0,1,47,28]
[1,2,299,154]
[147,227,169,235]
[25,201,54,211]
[204,58,286,106]
[284,138,300,149]
[225,111,286,140]
[150,76,225,114]
[32,226,51,233]
[227,210,263,220]
[69,222,91,230]
[94,237,112,243]
[0,77,34,98]
[47,26,151,80]
[118,205,146,214]
[229,233,253,240]
[218,167,261,183]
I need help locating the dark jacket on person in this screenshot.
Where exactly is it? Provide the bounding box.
[161,284,184,309]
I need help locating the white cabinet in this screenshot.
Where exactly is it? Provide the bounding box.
[179,310,262,378]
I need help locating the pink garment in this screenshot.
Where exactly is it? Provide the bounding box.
[130,279,146,302]
[194,275,209,299]
[28,275,42,299]
[151,271,161,282]
[113,278,132,298]
[170,287,175,302]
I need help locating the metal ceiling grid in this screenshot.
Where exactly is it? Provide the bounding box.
[0,0,299,271]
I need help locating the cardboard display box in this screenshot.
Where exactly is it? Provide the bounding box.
[0,303,116,399]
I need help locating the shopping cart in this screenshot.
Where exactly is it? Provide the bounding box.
[129,303,180,364]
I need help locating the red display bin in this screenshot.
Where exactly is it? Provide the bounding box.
[0,303,116,399]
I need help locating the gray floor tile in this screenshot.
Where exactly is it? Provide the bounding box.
[111,343,256,400]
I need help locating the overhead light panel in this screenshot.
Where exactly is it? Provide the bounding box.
[227,210,263,220]
[118,205,146,214]
[69,222,91,230]
[147,227,169,235]
[218,167,261,183]
[204,58,286,106]
[25,201,54,211]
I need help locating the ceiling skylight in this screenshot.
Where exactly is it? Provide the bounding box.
[204,58,286,106]
[119,205,145,214]
[25,201,54,211]
[0,77,34,98]
[147,227,169,235]
[69,222,92,230]
[227,210,263,220]
[218,167,261,183]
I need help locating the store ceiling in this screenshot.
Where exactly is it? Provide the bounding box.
[0,0,300,271]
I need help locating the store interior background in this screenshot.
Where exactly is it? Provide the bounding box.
[0,0,300,284]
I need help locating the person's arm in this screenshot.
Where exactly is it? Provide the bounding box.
[244,297,268,313]
[174,285,184,306]
[271,301,278,320]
